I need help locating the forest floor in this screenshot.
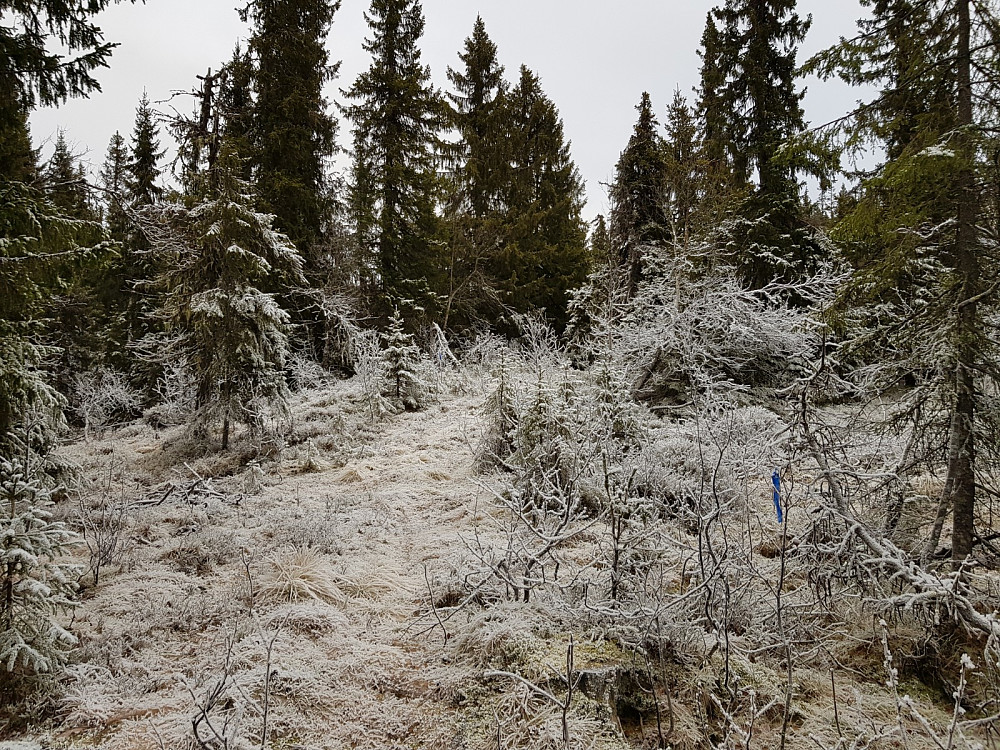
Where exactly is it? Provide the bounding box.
[5,367,996,750]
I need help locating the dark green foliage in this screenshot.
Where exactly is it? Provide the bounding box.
[0,0,117,453]
[439,16,509,330]
[663,90,701,245]
[711,0,811,196]
[0,0,117,112]
[700,0,825,289]
[446,15,508,219]
[496,67,588,331]
[244,0,339,268]
[126,93,165,208]
[344,0,446,315]
[0,181,108,447]
[609,92,670,294]
[98,132,130,241]
[41,131,93,219]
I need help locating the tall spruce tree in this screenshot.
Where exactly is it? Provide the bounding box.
[99,132,130,242]
[608,92,671,296]
[497,66,588,330]
[41,131,92,219]
[702,0,825,289]
[664,90,701,250]
[127,93,165,208]
[344,0,445,317]
[440,16,509,330]
[244,0,339,269]
[446,16,508,219]
[808,0,998,562]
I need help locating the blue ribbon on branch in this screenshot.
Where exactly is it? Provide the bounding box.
[771,469,783,524]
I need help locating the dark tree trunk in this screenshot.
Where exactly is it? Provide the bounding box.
[948,0,978,564]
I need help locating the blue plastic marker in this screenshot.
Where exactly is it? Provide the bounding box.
[771,469,784,524]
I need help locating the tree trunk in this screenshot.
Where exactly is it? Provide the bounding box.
[948,0,978,564]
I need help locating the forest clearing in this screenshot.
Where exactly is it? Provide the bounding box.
[3,0,1000,746]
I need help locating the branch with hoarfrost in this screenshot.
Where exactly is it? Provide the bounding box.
[795,362,1000,660]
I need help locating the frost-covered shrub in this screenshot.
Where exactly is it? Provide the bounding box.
[146,357,197,428]
[353,329,391,423]
[287,350,330,392]
[0,458,79,698]
[72,367,141,440]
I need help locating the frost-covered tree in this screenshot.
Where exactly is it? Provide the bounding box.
[148,144,304,449]
[382,308,424,409]
[808,0,999,562]
[0,457,78,692]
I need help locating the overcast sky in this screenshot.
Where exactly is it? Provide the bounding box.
[30,0,867,221]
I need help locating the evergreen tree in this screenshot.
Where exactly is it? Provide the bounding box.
[149,144,304,449]
[41,131,92,219]
[712,0,810,196]
[344,0,445,315]
[446,15,508,219]
[119,93,166,361]
[809,0,998,562]
[382,307,424,409]
[439,16,509,330]
[98,132,130,242]
[0,0,115,450]
[608,92,670,296]
[496,66,588,331]
[126,93,165,208]
[589,215,612,270]
[702,0,826,289]
[244,0,339,266]
[663,90,701,249]
[0,457,78,695]
[696,14,731,185]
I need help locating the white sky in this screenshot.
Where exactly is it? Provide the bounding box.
[30,0,866,221]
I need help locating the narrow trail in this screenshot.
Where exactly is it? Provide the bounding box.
[54,383,493,749]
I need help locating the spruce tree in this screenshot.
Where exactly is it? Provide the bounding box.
[440,16,510,330]
[127,93,165,208]
[382,307,424,409]
[41,131,92,219]
[98,132,130,243]
[663,90,701,250]
[0,0,115,451]
[343,0,445,316]
[446,16,508,219]
[608,92,671,296]
[120,93,166,360]
[809,0,998,562]
[497,66,588,331]
[0,457,78,694]
[702,0,827,290]
[244,0,339,267]
[149,144,304,449]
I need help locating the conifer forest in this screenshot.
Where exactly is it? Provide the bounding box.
[4,0,1000,747]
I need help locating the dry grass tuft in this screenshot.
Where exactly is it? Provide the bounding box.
[259,548,346,605]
